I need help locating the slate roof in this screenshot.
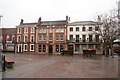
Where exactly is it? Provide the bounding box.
[21,23,38,25]
[38,20,67,26]
[69,21,101,26]
[17,20,67,27]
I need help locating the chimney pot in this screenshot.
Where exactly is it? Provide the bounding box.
[38,17,41,23]
[20,19,24,25]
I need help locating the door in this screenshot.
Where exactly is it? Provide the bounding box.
[49,45,53,54]
[68,45,74,51]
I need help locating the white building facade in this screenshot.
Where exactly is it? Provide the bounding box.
[67,21,102,54]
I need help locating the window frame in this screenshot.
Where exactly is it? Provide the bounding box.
[70,27,73,31]
[76,27,79,31]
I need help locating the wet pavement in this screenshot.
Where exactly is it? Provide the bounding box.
[2,53,118,78]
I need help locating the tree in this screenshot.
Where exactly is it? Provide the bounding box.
[97,9,120,57]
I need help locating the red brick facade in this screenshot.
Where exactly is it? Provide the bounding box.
[16,16,69,54]
[16,21,37,53]
[1,28,16,52]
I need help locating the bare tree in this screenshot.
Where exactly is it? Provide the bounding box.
[97,9,119,57]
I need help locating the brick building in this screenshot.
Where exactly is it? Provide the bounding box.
[0,28,2,51]
[16,19,37,53]
[16,16,69,54]
[36,16,69,54]
[1,28,16,52]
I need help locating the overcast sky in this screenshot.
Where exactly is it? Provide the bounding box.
[0,0,118,28]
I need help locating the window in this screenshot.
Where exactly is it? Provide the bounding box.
[39,45,46,52]
[31,27,34,33]
[69,35,73,40]
[76,27,79,31]
[70,27,73,31]
[43,45,46,52]
[39,35,42,40]
[18,36,21,42]
[56,45,59,52]
[60,28,64,32]
[82,44,87,49]
[82,26,86,31]
[17,28,21,34]
[89,27,92,31]
[49,34,53,40]
[43,34,46,40]
[60,35,63,40]
[56,34,59,40]
[24,44,27,51]
[39,28,46,33]
[76,35,79,40]
[89,35,93,42]
[30,45,34,51]
[39,29,42,33]
[88,44,93,49]
[56,28,60,32]
[82,35,86,42]
[6,35,9,41]
[39,45,41,52]
[31,35,34,42]
[12,35,15,42]
[43,28,46,33]
[24,36,28,42]
[39,34,46,41]
[95,27,99,31]
[95,35,99,42]
[24,27,28,33]
[60,45,64,51]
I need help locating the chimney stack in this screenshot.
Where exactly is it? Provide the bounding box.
[20,19,24,25]
[66,16,68,21]
[38,17,41,23]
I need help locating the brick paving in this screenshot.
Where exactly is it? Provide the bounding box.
[1,53,118,78]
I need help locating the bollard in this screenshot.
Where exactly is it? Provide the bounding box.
[2,55,5,72]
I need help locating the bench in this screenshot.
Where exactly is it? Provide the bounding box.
[5,58,15,68]
[61,50,73,56]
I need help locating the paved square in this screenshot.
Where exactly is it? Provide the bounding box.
[2,53,118,78]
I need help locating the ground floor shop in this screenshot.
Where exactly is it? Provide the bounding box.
[37,43,67,54]
[68,43,101,54]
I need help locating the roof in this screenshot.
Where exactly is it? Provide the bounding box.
[38,20,67,26]
[21,23,38,25]
[17,22,38,27]
[69,21,100,26]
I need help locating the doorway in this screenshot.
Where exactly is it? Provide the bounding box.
[68,45,74,51]
[49,45,53,54]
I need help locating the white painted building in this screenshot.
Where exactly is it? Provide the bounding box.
[67,21,102,54]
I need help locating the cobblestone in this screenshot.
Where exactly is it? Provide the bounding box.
[2,53,118,78]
